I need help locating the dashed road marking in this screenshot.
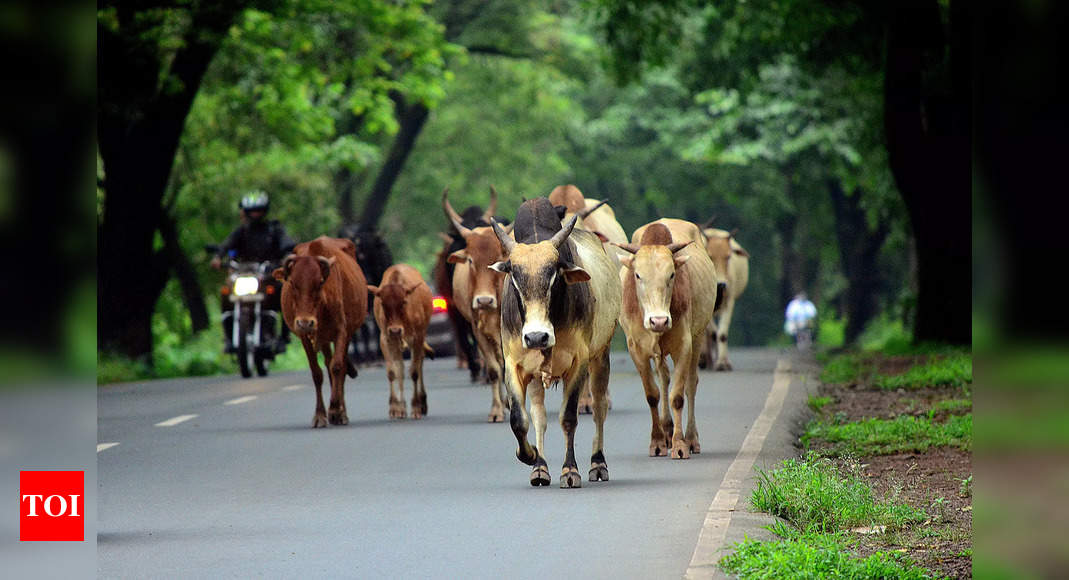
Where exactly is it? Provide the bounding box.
[224,395,258,405]
[155,414,198,427]
[97,442,120,453]
[685,359,793,579]
[282,385,305,392]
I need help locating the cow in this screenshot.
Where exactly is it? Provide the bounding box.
[489,198,622,488]
[443,190,511,423]
[368,264,434,419]
[547,184,629,415]
[338,223,394,365]
[432,187,501,382]
[699,225,750,371]
[614,219,718,459]
[274,236,368,428]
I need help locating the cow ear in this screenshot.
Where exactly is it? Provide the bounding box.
[367,285,380,295]
[734,247,750,258]
[317,256,335,282]
[554,205,567,220]
[619,255,634,269]
[404,281,422,294]
[673,254,690,268]
[560,263,590,284]
[489,260,511,274]
[447,250,468,264]
[272,267,286,282]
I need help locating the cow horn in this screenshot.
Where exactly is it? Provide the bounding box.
[577,199,608,220]
[729,227,740,239]
[702,215,717,230]
[668,242,690,254]
[610,242,640,254]
[549,215,579,249]
[490,218,516,253]
[442,188,473,237]
[483,185,499,222]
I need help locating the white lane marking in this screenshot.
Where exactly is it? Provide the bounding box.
[224,395,258,405]
[97,442,120,453]
[685,359,794,579]
[155,414,198,427]
[282,385,305,392]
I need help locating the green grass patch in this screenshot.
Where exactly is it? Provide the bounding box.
[874,353,972,390]
[930,398,971,415]
[820,354,865,384]
[804,414,972,456]
[807,395,833,413]
[720,535,939,580]
[751,454,925,533]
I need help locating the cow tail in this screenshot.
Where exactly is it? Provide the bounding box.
[423,342,435,360]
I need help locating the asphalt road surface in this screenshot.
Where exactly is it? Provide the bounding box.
[98,347,800,579]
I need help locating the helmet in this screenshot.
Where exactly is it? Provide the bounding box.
[239,190,270,213]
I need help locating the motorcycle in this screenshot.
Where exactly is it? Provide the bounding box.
[208,246,285,378]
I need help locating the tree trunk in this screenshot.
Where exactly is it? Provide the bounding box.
[358,94,430,229]
[829,180,889,345]
[159,212,210,333]
[97,4,245,359]
[884,0,971,345]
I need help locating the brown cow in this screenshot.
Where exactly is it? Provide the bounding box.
[615,219,718,459]
[442,190,511,422]
[368,264,434,419]
[274,236,368,428]
[700,226,750,371]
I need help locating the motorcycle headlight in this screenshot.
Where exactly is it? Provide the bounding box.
[233,276,259,296]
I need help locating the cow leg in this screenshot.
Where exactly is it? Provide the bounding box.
[382,335,406,419]
[685,336,702,454]
[588,349,611,482]
[302,337,328,428]
[325,338,349,426]
[409,331,428,419]
[668,342,693,460]
[629,343,668,457]
[505,363,539,472]
[529,374,552,486]
[559,367,585,489]
[473,327,504,423]
[715,301,735,371]
[656,356,674,447]
[698,318,716,370]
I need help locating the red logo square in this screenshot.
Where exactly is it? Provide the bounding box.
[19,471,84,541]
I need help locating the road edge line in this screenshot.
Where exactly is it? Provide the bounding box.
[684,358,794,578]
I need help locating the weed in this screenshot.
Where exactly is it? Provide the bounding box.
[875,353,972,390]
[804,414,972,456]
[808,395,833,414]
[958,475,973,498]
[720,536,938,580]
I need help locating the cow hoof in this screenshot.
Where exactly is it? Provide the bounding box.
[690,440,701,454]
[312,415,328,428]
[577,402,593,415]
[589,463,609,482]
[328,411,348,425]
[671,443,691,460]
[389,400,406,419]
[715,362,732,371]
[649,442,668,457]
[530,466,551,487]
[560,468,583,489]
[698,356,709,370]
[487,410,504,423]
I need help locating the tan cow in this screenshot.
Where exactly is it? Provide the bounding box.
[615,219,718,459]
[442,190,511,422]
[490,198,622,488]
[547,184,628,413]
[274,236,368,428]
[368,264,434,419]
[700,226,750,371]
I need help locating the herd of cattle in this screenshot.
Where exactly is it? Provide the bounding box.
[273,186,749,487]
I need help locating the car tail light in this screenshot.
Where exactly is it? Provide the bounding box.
[432,296,448,313]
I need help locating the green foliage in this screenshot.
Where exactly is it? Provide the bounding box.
[874,354,972,390]
[720,535,939,580]
[804,414,972,457]
[751,454,926,534]
[807,395,833,414]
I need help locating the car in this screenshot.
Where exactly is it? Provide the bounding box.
[425,293,455,358]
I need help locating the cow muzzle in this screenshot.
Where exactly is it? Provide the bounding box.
[472,295,497,310]
[387,326,404,338]
[646,315,672,333]
[294,317,317,334]
[523,331,553,349]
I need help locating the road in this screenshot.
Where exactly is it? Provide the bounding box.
[98,347,801,578]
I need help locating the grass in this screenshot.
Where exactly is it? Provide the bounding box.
[803,413,972,456]
[750,454,925,534]
[720,535,939,580]
[819,350,972,391]
[807,395,833,413]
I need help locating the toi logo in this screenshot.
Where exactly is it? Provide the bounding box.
[20,471,84,541]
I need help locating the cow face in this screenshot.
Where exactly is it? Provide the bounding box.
[274,254,334,335]
[619,244,689,333]
[368,282,417,338]
[447,228,507,311]
[704,229,749,294]
[491,216,589,350]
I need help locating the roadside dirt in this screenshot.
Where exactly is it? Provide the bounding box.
[814,382,973,579]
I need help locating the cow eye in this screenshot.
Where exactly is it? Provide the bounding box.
[635,272,641,280]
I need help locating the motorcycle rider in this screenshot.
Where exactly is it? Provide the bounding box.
[211,191,296,353]
[784,292,817,346]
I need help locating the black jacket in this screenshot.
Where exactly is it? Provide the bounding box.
[217,220,296,263]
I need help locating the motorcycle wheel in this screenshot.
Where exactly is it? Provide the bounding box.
[237,331,253,379]
[255,352,269,377]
